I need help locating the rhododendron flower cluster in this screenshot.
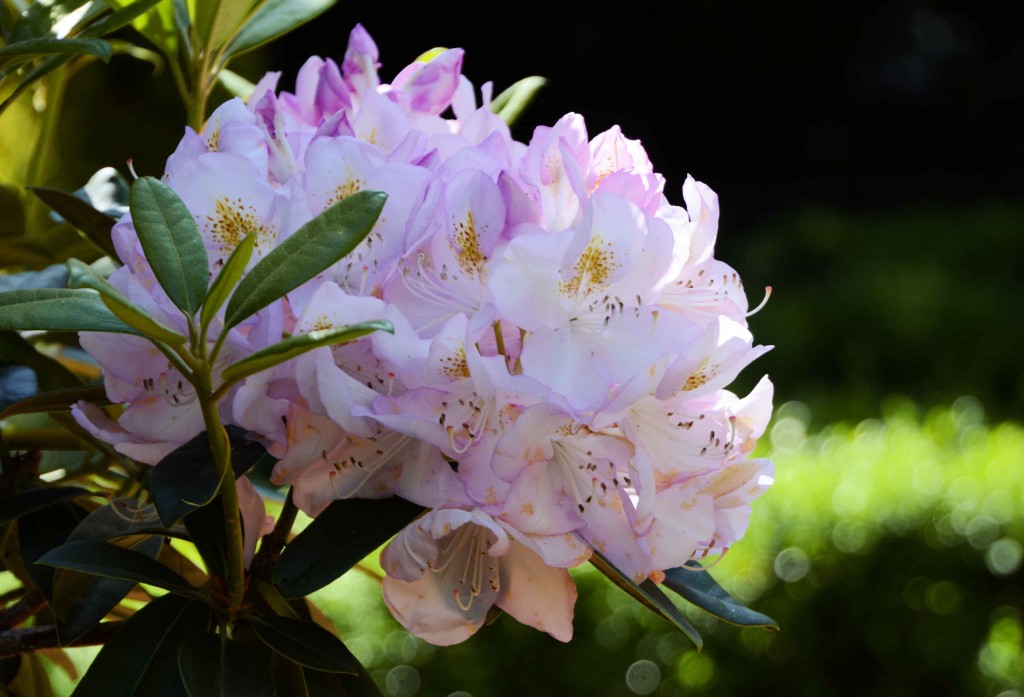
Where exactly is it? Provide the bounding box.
[73,25,774,646]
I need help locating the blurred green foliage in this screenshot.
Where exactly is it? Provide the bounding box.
[307,398,1023,696]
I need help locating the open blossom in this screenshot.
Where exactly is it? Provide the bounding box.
[74,24,774,645]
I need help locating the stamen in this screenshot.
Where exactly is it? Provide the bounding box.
[746,286,772,317]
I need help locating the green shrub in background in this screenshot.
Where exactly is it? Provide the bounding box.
[297,398,1022,697]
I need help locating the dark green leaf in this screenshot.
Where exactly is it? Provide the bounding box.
[0,36,112,64]
[222,0,337,60]
[224,191,385,329]
[251,616,357,674]
[66,260,187,344]
[0,487,91,526]
[129,177,209,317]
[36,539,202,599]
[29,186,119,258]
[0,330,80,391]
[17,502,88,599]
[182,495,229,581]
[149,425,274,526]
[662,562,779,630]
[0,288,138,335]
[178,633,275,697]
[490,75,547,126]
[72,593,209,697]
[220,321,392,385]
[590,550,703,649]
[199,232,254,332]
[274,496,423,598]
[0,384,109,421]
[54,535,163,645]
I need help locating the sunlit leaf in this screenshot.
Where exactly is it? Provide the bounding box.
[193,0,254,52]
[490,76,547,126]
[224,190,386,329]
[274,496,423,598]
[220,321,392,385]
[129,177,209,317]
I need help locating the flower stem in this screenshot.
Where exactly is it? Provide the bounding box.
[195,367,245,610]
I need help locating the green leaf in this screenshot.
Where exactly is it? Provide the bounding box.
[81,0,167,38]
[221,0,338,61]
[662,562,780,630]
[193,0,254,52]
[72,593,209,697]
[66,260,187,345]
[17,502,88,600]
[224,190,386,329]
[220,321,393,385]
[0,330,80,391]
[274,496,423,598]
[251,616,358,674]
[54,535,163,645]
[0,54,70,116]
[0,384,109,421]
[0,486,91,526]
[149,425,275,526]
[29,186,119,258]
[589,550,703,649]
[0,36,112,64]
[36,539,203,599]
[0,288,138,335]
[490,76,547,126]
[182,495,229,580]
[129,177,209,317]
[199,232,254,333]
[178,633,275,697]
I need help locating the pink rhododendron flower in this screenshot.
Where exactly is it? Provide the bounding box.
[76,23,775,646]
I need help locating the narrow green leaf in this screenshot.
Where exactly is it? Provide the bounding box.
[221,0,337,60]
[194,0,254,52]
[149,425,274,526]
[251,616,357,674]
[104,0,179,60]
[590,550,703,649]
[0,36,112,64]
[72,593,209,697]
[80,0,167,38]
[29,186,119,258]
[36,539,203,599]
[216,68,255,100]
[662,562,780,630]
[179,633,275,697]
[224,190,386,329]
[0,384,109,421]
[66,260,187,345]
[130,177,209,317]
[0,487,91,526]
[220,321,392,385]
[490,76,547,126]
[0,54,70,116]
[274,496,423,598]
[199,232,254,333]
